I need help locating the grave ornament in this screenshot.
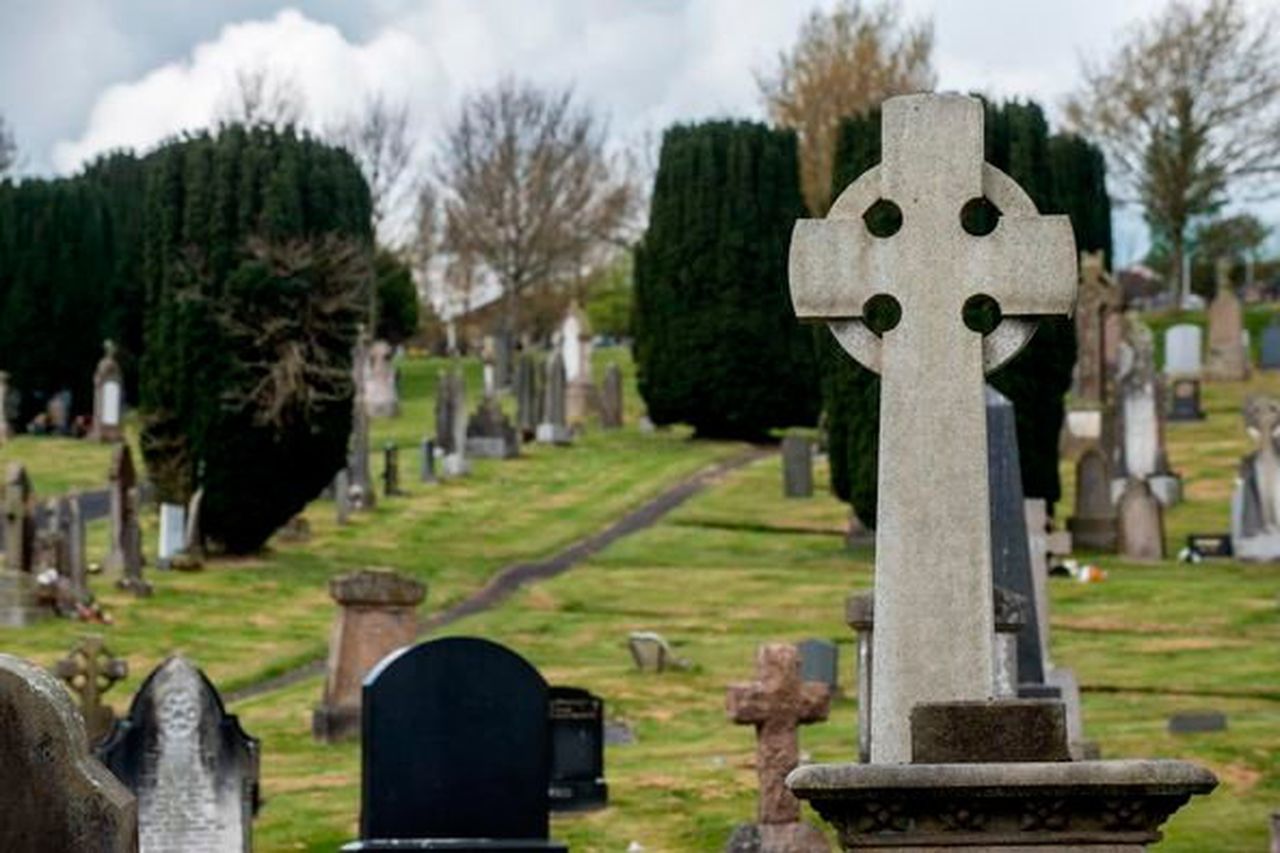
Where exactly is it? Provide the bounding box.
[54,634,128,745]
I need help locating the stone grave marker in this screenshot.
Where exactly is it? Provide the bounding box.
[515,352,543,439]
[157,502,186,569]
[789,93,1077,762]
[781,433,814,498]
[382,443,402,497]
[536,349,572,445]
[599,363,623,429]
[0,370,10,443]
[796,638,838,693]
[363,339,400,417]
[1068,445,1117,551]
[1260,319,1280,370]
[0,462,44,626]
[1168,377,1205,421]
[1073,251,1122,404]
[726,643,831,852]
[442,366,471,478]
[481,336,497,396]
[1167,711,1227,734]
[1206,258,1248,381]
[54,635,128,745]
[66,492,88,600]
[313,569,425,742]
[561,301,596,427]
[0,652,137,852]
[343,637,566,851]
[108,446,149,596]
[348,328,376,509]
[1163,324,1202,376]
[788,95,1216,846]
[494,330,514,389]
[1119,316,1162,479]
[466,396,520,459]
[1231,395,1280,560]
[627,631,690,672]
[99,656,261,852]
[435,367,459,454]
[548,686,608,812]
[419,437,437,483]
[48,389,72,435]
[92,340,125,442]
[333,468,351,526]
[1117,477,1166,560]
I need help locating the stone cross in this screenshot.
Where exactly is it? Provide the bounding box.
[4,462,33,574]
[726,643,830,825]
[54,635,128,744]
[789,94,1076,762]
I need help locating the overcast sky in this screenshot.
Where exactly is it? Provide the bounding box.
[3,0,1278,261]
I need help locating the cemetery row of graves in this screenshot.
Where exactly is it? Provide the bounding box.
[0,94,1275,852]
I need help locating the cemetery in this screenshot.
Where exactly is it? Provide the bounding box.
[0,2,1279,852]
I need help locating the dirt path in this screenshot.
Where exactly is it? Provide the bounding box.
[226,446,769,705]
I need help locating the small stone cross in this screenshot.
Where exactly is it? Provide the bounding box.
[789,94,1077,762]
[726,643,830,825]
[54,634,128,743]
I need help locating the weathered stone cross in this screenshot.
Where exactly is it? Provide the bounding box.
[790,94,1077,762]
[726,643,830,825]
[54,634,129,743]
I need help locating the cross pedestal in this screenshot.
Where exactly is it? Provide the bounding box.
[785,93,1215,849]
[726,643,830,849]
[54,634,128,744]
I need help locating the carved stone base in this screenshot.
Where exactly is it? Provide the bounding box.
[787,760,1216,850]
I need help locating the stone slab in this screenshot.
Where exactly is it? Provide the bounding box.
[1167,711,1227,734]
[910,700,1069,763]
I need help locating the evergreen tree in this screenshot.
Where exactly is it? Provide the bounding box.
[633,120,819,439]
[374,249,420,345]
[825,100,1111,524]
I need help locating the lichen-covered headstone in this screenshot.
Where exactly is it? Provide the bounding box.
[598,363,623,429]
[99,656,260,853]
[0,652,137,852]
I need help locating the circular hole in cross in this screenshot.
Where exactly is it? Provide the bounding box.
[962,294,1002,334]
[864,294,902,336]
[960,197,1001,236]
[863,199,902,238]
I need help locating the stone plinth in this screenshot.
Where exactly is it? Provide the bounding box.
[788,760,1216,850]
[313,569,426,742]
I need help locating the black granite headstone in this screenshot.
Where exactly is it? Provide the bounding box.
[797,638,839,692]
[98,656,260,852]
[1167,378,1205,422]
[986,386,1046,687]
[1261,321,1280,370]
[548,686,607,812]
[1185,533,1233,558]
[345,637,566,851]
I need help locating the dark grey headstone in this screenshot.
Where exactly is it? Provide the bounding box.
[1168,711,1227,734]
[465,397,520,459]
[382,443,402,497]
[797,639,838,692]
[99,656,260,852]
[1261,322,1280,370]
[548,686,607,812]
[986,387,1046,686]
[419,438,437,483]
[1167,378,1205,421]
[782,435,814,498]
[346,637,566,851]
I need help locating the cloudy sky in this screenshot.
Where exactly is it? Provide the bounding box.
[3,0,1278,260]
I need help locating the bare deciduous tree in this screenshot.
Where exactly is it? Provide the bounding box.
[434,79,637,337]
[0,113,17,177]
[330,94,415,239]
[216,65,306,129]
[1066,0,1280,301]
[758,0,935,214]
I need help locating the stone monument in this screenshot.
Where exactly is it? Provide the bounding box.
[536,348,572,445]
[599,362,624,429]
[99,656,261,853]
[547,686,609,812]
[0,653,137,852]
[1117,315,1182,506]
[466,396,520,459]
[313,569,426,742]
[349,329,376,509]
[0,370,10,444]
[561,300,596,427]
[1205,258,1249,381]
[91,340,125,442]
[1117,477,1166,560]
[1073,250,1122,405]
[363,339,400,417]
[1068,445,1118,551]
[1260,318,1280,371]
[0,462,44,626]
[725,643,831,853]
[54,635,129,745]
[441,365,470,478]
[107,445,149,596]
[1163,324,1202,377]
[786,93,1213,848]
[1230,396,1280,560]
[781,433,814,498]
[515,352,543,439]
[1167,377,1205,421]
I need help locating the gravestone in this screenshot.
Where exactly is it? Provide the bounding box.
[797,638,838,693]
[92,340,125,443]
[179,487,205,568]
[789,93,1077,762]
[419,438,437,483]
[561,301,596,427]
[1117,477,1165,560]
[349,329,376,509]
[108,446,149,596]
[787,94,1214,846]
[364,340,400,417]
[99,656,261,853]
[1118,316,1161,479]
[313,569,425,742]
[494,331,514,389]
[1205,258,1249,381]
[481,336,497,397]
[1260,319,1280,370]
[333,469,352,526]
[0,370,10,443]
[1231,396,1280,560]
[343,637,566,851]
[382,443,402,497]
[599,363,623,429]
[54,635,128,745]
[0,462,43,626]
[515,352,543,439]
[157,502,186,568]
[1073,251,1122,404]
[65,494,88,602]
[1167,711,1227,734]
[1163,324,1202,377]
[441,366,471,478]
[1168,377,1205,421]
[627,631,690,672]
[1068,446,1116,551]
[726,643,831,852]
[548,686,608,812]
[465,396,520,459]
[536,349,572,445]
[48,389,72,435]
[781,434,814,498]
[0,652,137,852]
[435,367,461,455]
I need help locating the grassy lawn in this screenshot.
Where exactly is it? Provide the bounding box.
[1,345,1276,851]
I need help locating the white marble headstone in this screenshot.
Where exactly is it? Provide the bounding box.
[101,380,122,427]
[158,503,187,563]
[562,314,582,383]
[1164,324,1202,376]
